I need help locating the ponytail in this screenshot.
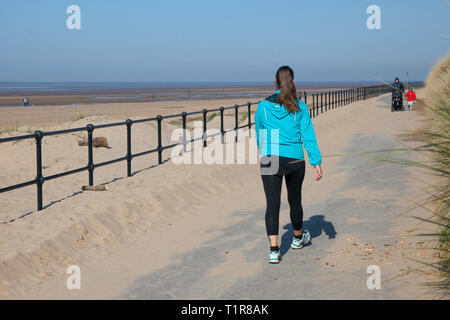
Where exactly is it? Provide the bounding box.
[275,66,299,112]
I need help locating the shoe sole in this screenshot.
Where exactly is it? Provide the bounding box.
[291,239,311,250]
[269,260,280,264]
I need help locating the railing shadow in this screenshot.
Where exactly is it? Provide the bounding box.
[1,158,172,224]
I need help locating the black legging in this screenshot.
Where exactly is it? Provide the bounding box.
[261,156,305,236]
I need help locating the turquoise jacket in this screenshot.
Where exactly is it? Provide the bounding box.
[255,90,322,166]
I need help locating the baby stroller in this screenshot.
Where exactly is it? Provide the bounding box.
[391,89,404,112]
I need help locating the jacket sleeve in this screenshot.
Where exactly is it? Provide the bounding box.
[299,102,322,166]
[255,101,264,149]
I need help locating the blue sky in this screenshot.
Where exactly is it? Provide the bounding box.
[0,0,448,82]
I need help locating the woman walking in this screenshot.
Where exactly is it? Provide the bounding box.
[255,66,323,264]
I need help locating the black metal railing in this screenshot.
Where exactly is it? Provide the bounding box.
[0,83,422,212]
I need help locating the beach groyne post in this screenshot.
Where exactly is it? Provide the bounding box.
[87,124,94,186]
[182,112,187,152]
[157,115,162,164]
[34,130,44,211]
[126,119,132,177]
[202,109,207,147]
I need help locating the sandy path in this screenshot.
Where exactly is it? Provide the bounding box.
[1,90,440,299]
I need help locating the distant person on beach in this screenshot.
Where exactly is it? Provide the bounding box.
[404,88,417,110]
[255,66,322,264]
[23,97,29,107]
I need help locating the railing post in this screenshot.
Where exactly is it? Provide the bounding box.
[364,87,366,100]
[312,94,315,117]
[34,130,44,211]
[304,92,308,106]
[320,93,323,113]
[182,112,187,152]
[157,115,162,164]
[87,124,94,186]
[329,91,331,109]
[126,119,133,177]
[234,104,239,142]
[325,92,328,112]
[202,108,207,147]
[316,94,319,115]
[316,94,319,116]
[247,102,252,137]
[220,107,225,144]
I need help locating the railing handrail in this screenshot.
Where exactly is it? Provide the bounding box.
[0,83,424,213]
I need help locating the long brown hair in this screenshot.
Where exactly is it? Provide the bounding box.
[275,66,299,112]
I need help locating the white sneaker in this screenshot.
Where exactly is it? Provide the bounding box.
[291,230,311,249]
[269,251,280,264]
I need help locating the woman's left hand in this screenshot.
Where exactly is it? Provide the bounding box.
[314,165,322,181]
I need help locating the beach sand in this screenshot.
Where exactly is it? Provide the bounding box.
[0,90,441,299]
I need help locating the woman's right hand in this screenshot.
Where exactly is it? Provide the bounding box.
[314,165,323,181]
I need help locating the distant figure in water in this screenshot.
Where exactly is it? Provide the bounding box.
[23,97,29,107]
[255,66,323,264]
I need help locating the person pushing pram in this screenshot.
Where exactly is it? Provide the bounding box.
[391,77,405,112]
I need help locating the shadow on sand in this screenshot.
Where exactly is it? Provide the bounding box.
[280,215,337,256]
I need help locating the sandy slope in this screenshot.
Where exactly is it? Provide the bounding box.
[0,90,441,299]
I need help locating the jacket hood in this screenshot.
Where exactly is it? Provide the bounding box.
[262,90,296,120]
[395,77,399,82]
